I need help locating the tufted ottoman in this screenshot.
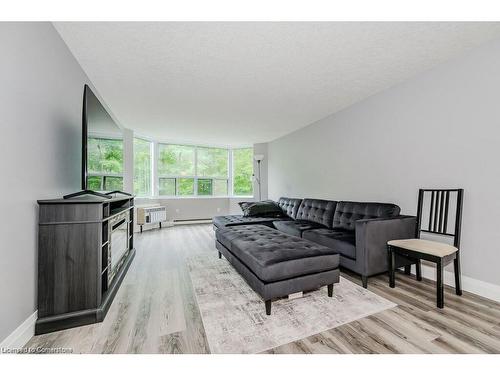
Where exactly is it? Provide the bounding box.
[215,224,340,315]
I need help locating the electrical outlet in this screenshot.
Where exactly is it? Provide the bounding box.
[175,208,180,213]
[216,207,221,212]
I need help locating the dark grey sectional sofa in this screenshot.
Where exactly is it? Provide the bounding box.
[213,197,416,288]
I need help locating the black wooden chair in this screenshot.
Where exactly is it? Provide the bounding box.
[387,189,464,308]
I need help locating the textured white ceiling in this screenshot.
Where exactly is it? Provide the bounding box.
[55,22,500,146]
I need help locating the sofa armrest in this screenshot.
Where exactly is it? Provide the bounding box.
[355,215,416,276]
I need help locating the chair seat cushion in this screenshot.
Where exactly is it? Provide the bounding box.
[388,239,458,257]
[216,225,339,282]
[273,220,325,237]
[213,215,289,229]
[303,228,356,259]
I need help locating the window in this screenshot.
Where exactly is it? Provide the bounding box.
[158,144,195,176]
[133,138,152,196]
[87,137,123,191]
[197,146,229,196]
[178,178,195,195]
[232,148,253,196]
[157,143,230,197]
[197,147,228,178]
[197,179,213,195]
[213,179,228,196]
[157,144,196,196]
[159,178,176,196]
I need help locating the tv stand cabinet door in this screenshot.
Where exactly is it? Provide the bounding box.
[37,222,101,318]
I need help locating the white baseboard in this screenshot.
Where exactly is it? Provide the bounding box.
[411,265,500,303]
[0,311,37,351]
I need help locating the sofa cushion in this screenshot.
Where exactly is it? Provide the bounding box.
[273,220,324,237]
[212,215,289,229]
[332,201,401,231]
[216,225,339,282]
[303,228,356,259]
[239,200,284,218]
[277,197,302,219]
[295,199,337,228]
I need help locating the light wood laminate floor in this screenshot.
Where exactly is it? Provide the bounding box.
[26,224,500,354]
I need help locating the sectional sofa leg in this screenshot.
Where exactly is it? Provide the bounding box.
[361,275,368,289]
[265,300,272,315]
[327,284,334,297]
[218,251,222,259]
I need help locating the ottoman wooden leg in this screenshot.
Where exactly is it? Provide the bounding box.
[327,284,333,297]
[265,300,272,315]
[218,251,222,259]
[361,275,368,289]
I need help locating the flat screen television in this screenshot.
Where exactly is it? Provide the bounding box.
[81,84,123,192]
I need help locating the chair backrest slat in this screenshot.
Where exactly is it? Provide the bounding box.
[433,191,440,232]
[417,188,464,249]
[429,191,435,231]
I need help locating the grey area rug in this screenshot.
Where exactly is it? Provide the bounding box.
[187,254,397,354]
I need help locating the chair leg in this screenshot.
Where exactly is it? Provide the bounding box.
[404,265,411,275]
[454,254,462,296]
[361,275,368,289]
[388,246,395,288]
[437,260,444,309]
[218,251,222,259]
[265,300,272,315]
[416,260,422,281]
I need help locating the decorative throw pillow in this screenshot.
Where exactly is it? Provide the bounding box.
[239,200,284,217]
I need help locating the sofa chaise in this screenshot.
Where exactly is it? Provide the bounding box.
[215,224,340,315]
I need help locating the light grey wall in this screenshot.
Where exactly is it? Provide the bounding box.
[0,23,93,342]
[268,37,500,286]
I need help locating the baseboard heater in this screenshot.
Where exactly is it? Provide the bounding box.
[174,218,212,225]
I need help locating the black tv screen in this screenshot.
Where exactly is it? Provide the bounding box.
[82,85,123,191]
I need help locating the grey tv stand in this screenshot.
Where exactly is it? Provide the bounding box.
[36,195,135,334]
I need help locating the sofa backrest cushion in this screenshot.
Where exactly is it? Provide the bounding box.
[295,199,337,228]
[332,201,401,231]
[277,197,302,219]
